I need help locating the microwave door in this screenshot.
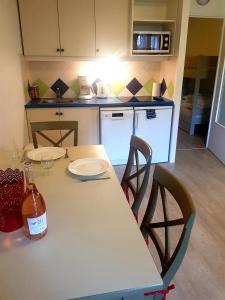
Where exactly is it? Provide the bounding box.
[150,34,160,52]
[160,34,163,51]
[155,35,160,51]
[150,35,156,50]
[139,35,147,50]
[133,34,147,51]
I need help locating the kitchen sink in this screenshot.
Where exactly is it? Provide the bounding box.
[38,98,115,105]
[38,98,77,104]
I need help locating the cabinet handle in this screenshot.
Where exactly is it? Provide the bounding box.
[61,48,64,52]
[56,48,60,52]
[96,49,100,53]
[59,112,63,116]
[55,112,59,115]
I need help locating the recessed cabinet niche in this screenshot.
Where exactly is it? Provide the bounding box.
[131,0,178,56]
[18,0,129,57]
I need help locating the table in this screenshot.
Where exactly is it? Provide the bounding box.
[0,146,163,300]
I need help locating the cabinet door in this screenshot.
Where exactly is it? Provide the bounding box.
[95,0,130,57]
[19,0,60,56]
[58,0,95,57]
[134,108,172,163]
[100,109,134,165]
[60,108,99,146]
[26,108,61,147]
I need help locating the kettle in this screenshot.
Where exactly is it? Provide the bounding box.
[96,82,110,98]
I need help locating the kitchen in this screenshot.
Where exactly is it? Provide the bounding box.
[20,0,180,166]
[1,0,225,300]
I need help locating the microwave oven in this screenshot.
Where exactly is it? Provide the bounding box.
[133,31,171,54]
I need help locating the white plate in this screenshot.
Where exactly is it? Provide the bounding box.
[68,158,109,177]
[27,147,66,161]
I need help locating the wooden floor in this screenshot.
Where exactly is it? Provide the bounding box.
[114,149,225,300]
[176,128,206,150]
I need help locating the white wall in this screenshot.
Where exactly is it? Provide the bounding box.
[0,0,25,150]
[190,0,225,17]
[167,0,191,162]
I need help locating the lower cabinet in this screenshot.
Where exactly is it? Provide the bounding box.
[60,107,99,145]
[26,107,99,146]
[26,108,61,147]
[99,106,173,165]
[26,105,172,163]
[134,107,173,164]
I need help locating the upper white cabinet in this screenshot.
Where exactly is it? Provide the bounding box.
[18,0,60,56]
[58,0,95,57]
[95,0,130,57]
[18,0,130,57]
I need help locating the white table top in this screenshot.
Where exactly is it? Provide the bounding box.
[0,146,162,300]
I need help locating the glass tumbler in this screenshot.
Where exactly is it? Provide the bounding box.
[41,155,54,169]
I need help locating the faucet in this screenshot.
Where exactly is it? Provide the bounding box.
[56,88,62,99]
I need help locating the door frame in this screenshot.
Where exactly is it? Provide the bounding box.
[206,19,225,148]
[177,16,224,150]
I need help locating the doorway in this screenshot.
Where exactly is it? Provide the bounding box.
[177,17,223,150]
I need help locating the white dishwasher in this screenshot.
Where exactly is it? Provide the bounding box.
[100,107,134,165]
[134,106,173,163]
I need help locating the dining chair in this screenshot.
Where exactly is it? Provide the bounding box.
[121,135,152,223]
[30,121,78,148]
[140,165,196,299]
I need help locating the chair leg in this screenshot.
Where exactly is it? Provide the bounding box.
[122,184,130,204]
[134,212,138,224]
[145,236,149,246]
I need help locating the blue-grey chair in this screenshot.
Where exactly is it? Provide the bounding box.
[140,165,196,299]
[121,135,152,223]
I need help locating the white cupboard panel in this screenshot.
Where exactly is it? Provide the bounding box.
[19,0,60,56]
[26,108,60,147]
[95,0,130,57]
[26,107,99,147]
[134,107,172,163]
[58,0,95,57]
[60,107,99,146]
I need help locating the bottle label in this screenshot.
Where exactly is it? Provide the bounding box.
[27,212,47,235]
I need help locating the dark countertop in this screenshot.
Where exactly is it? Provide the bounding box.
[25,96,174,109]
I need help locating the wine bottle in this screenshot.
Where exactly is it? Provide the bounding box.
[22,162,47,240]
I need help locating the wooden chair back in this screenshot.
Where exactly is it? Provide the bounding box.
[30,121,78,148]
[121,135,152,220]
[140,165,196,288]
